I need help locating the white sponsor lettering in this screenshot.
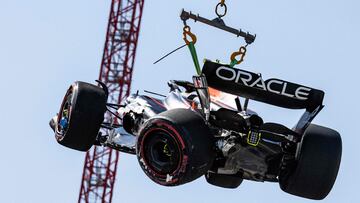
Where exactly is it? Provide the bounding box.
[266,79,282,94]
[250,77,267,91]
[281,82,295,98]
[216,66,236,81]
[295,86,311,100]
[236,70,253,86]
[215,66,312,100]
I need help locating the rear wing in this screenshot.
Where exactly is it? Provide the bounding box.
[202,60,324,111]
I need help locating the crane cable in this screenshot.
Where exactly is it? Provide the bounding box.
[154,0,250,69]
[216,0,248,66]
[181,0,249,74]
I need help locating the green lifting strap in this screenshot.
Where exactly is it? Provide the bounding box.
[229,59,238,67]
[187,42,202,75]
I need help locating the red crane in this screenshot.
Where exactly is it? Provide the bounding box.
[78,0,144,202]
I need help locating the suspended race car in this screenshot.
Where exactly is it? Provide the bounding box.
[49,2,341,200]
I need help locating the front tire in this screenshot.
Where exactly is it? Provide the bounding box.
[55,81,107,151]
[137,108,215,186]
[279,124,342,200]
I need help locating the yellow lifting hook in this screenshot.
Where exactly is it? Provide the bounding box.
[183,26,197,45]
[230,46,247,65]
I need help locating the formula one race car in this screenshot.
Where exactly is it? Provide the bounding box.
[50,60,342,200]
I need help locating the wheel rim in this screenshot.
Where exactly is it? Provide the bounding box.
[143,130,181,175]
[56,88,73,141]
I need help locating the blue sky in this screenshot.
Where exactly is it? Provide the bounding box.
[0,0,359,202]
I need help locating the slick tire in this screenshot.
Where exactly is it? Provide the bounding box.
[279,124,342,200]
[55,81,107,151]
[137,108,215,186]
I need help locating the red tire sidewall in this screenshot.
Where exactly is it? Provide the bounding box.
[137,119,189,186]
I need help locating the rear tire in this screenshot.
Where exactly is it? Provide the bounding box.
[55,81,107,151]
[205,171,243,189]
[279,124,342,200]
[137,108,215,186]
